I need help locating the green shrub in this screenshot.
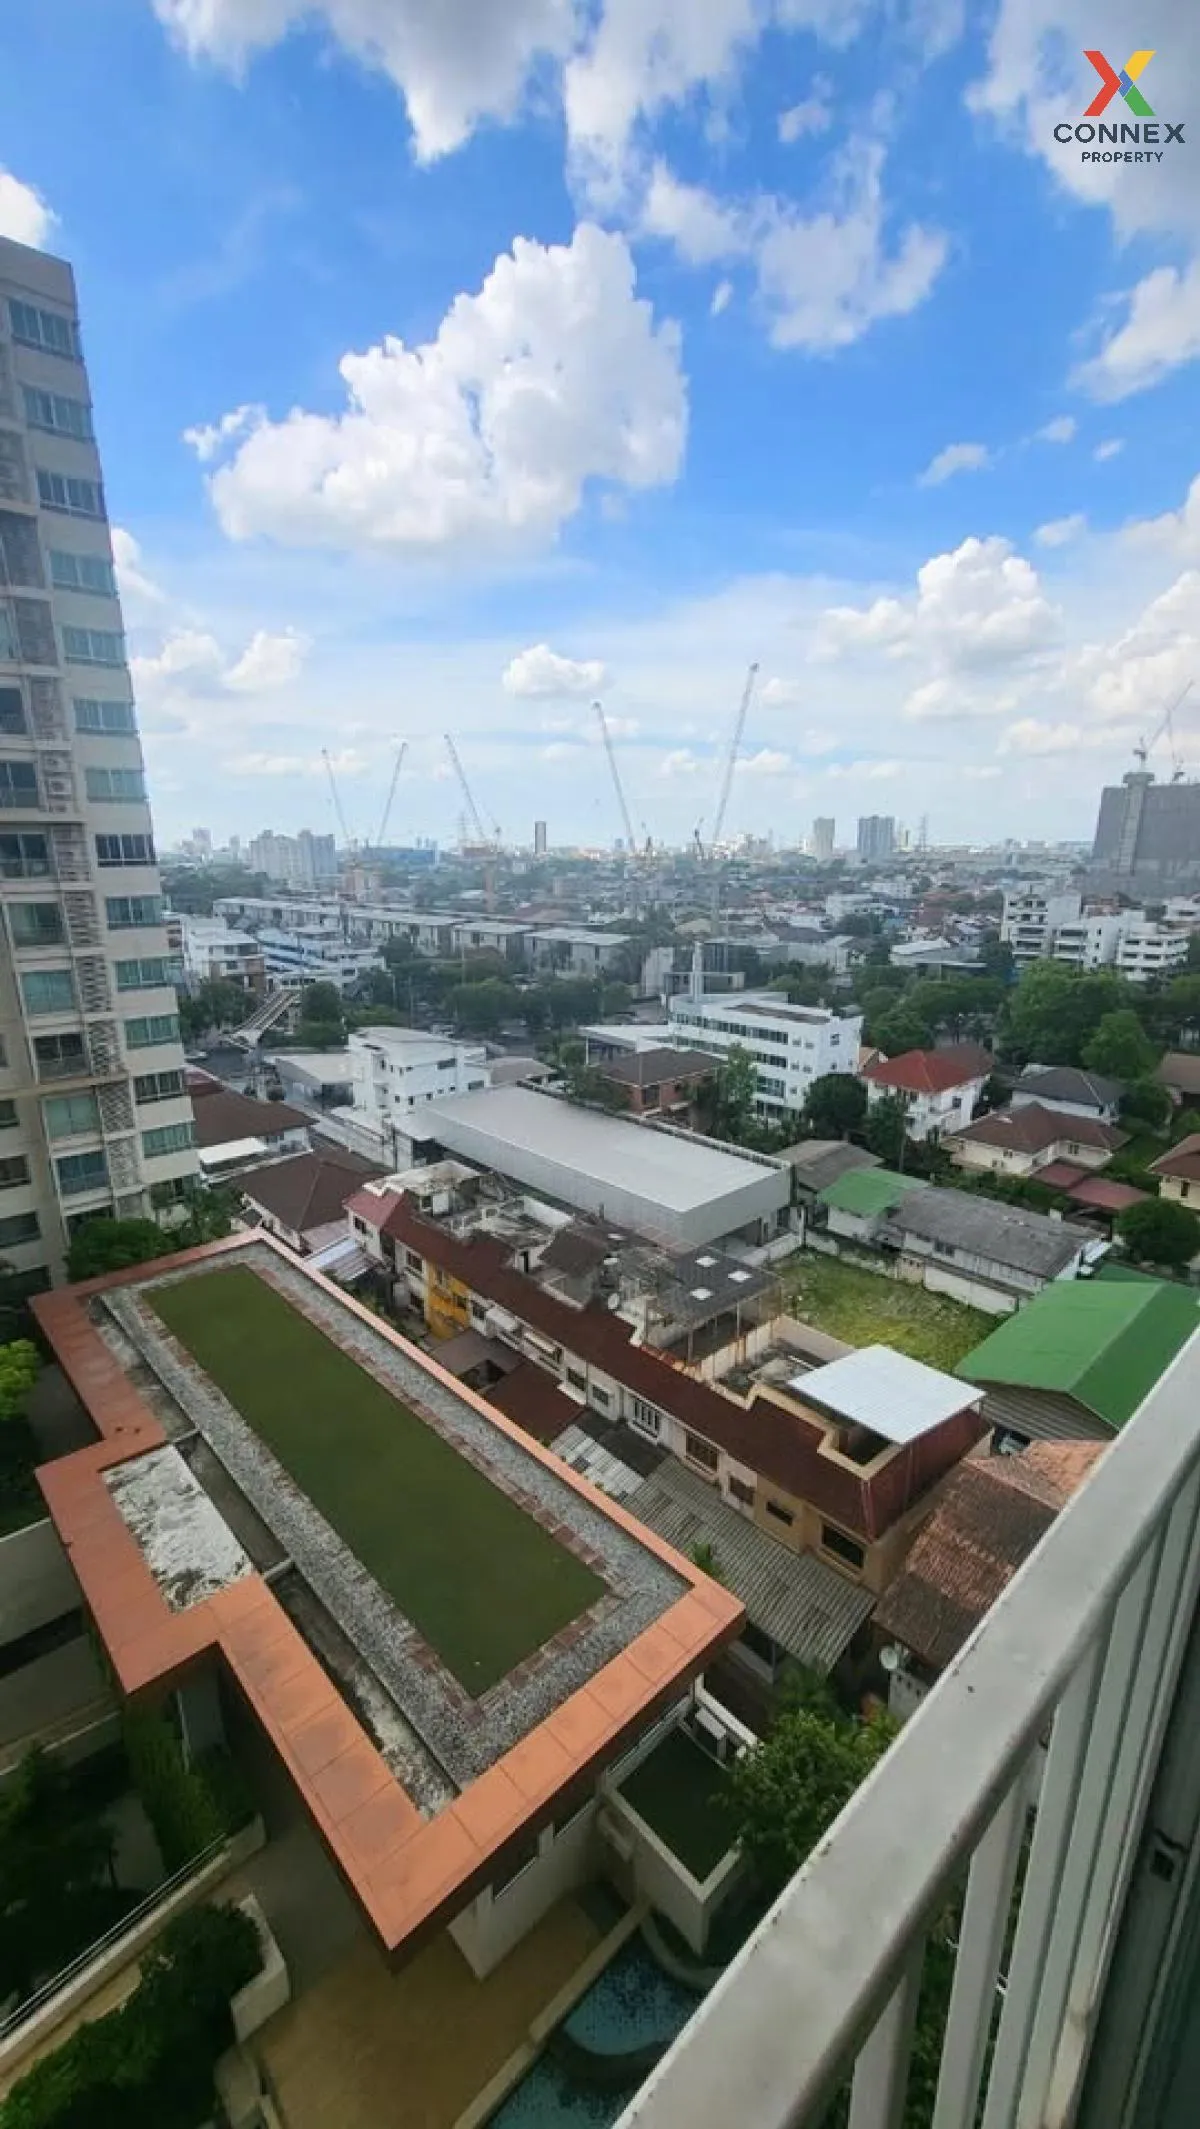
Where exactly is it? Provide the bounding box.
[3,1902,261,2129]
[123,1708,254,1872]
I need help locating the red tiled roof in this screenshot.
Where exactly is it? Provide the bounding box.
[1033,1160,1092,1190]
[864,1045,992,1097]
[345,1187,403,1231]
[487,1361,581,1444]
[948,1103,1125,1158]
[1150,1133,1200,1184]
[381,1199,985,1540]
[1066,1177,1151,1212]
[190,1084,311,1151]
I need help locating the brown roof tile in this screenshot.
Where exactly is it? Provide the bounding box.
[864,1044,992,1097]
[242,1147,386,1237]
[1150,1133,1200,1184]
[190,1084,311,1150]
[948,1103,1125,1157]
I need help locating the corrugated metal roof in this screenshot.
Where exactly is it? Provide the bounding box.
[818,1168,928,1218]
[798,1344,982,1444]
[626,1460,874,1674]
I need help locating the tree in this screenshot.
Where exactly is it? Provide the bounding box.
[872,1008,934,1058]
[1118,1196,1200,1268]
[726,1703,896,1896]
[178,978,252,1043]
[1083,1009,1157,1083]
[0,1338,39,1423]
[1120,1076,1172,1131]
[302,980,344,1026]
[712,1044,758,1142]
[864,1089,910,1164]
[600,981,633,1017]
[803,1073,867,1139]
[1000,964,1131,1069]
[1173,1107,1200,1144]
[0,1748,119,2003]
[67,1218,168,1283]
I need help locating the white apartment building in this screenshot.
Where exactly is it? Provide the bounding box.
[531,927,632,976]
[1049,911,1127,971]
[666,989,863,1118]
[1001,888,1190,982]
[247,828,337,890]
[177,914,263,991]
[0,237,198,1283]
[338,1026,488,1159]
[1000,887,1084,965]
[257,925,382,995]
[1114,921,1190,983]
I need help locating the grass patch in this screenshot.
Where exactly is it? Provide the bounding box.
[619,1728,733,1881]
[784,1252,991,1370]
[149,1266,604,1695]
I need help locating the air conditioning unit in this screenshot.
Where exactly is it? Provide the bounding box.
[689,1706,731,1762]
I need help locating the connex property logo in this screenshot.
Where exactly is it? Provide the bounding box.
[1053,47,1185,163]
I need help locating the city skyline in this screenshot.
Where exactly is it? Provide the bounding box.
[0,4,1196,849]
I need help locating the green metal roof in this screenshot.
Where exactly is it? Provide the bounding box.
[956,1276,1200,1430]
[817,1167,929,1218]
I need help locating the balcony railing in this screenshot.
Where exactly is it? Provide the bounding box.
[620,1335,1200,2129]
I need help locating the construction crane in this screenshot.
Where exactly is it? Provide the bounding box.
[1135,681,1194,778]
[322,748,355,852]
[444,734,499,845]
[695,662,759,860]
[594,703,638,851]
[373,741,407,850]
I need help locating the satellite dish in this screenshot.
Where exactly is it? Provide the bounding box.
[879,1645,903,1674]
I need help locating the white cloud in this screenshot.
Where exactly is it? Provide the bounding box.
[502,642,609,697]
[819,535,1059,671]
[1035,513,1087,549]
[182,404,263,463]
[222,746,370,778]
[710,278,733,317]
[642,140,946,354]
[1126,473,1200,557]
[153,0,577,162]
[540,740,585,761]
[1094,438,1124,463]
[778,78,833,142]
[736,747,791,775]
[919,440,991,487]
[658,747,702,777]
[564,0,761,203]
[1034,415,1076,445]
[998,719,1087,758]
[110,527,166,606]
[198,224,686,555]
[225,627,311,692]
[0,170,56,249]
[760,675,802,707]
[1074,262,1200,403]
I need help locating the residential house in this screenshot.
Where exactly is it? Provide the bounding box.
[956,1270,1200,1445]
[1010,1066,1123,1125]
[1149,1134,1200,1206]
[862,1045,992,1143]
[816,1167,928,1247]
[885,1188,1104,1313]
[590,1047,715,1118]
[1157,1052,1200,1108]
[241,1145,385,1254]
[779,1139,881,1212]
[188,1072,311,1177]
[944,1103,1126,1178]
[873,1443,1102,1719]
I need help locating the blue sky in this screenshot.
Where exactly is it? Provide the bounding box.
[2,0,1199,851]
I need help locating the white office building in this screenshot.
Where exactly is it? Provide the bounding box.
[1001,888,1085,965]
[1001,888,1190,982]
[666,988,863,1118]
[177,914,263,991]
[257,926,382,995]
[331,1026,489,1162]
[0,236,198,1284]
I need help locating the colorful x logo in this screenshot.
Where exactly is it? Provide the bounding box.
[1083,49,1155,117]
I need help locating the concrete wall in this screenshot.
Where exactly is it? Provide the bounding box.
[448,1800,600,1979]
[921,1261,1019,1316]
[0,1519,80,1645]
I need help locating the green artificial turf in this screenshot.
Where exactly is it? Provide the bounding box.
[149,1266,604,1695]
[619,1726,733,1882]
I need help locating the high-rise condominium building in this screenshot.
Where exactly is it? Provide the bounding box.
[1091,771,1200,884]
[534,819,547,856]
[247,827,337,889]
[0,237,197,1287]
[856,814,895,863]
[810,816,835,860]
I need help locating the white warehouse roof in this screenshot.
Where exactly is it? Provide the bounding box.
[424,1085,790,1248]
[795,1344,982,1446]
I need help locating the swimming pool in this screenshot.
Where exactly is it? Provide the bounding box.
[487,1935,705,2128]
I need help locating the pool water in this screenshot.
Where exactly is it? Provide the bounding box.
[488,1937,704,2128]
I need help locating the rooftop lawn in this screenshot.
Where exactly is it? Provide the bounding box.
[785,1252,991,1371]
[148,1266,605,1696]
[619,1726,733,1881]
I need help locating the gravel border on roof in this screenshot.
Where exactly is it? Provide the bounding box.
[103,1245,683,1791]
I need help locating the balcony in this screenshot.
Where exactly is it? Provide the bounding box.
[620,1339,1200,2129]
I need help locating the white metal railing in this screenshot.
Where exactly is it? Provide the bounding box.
[619,1331,1200,2129]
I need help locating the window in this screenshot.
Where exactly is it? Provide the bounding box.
[74,697,136,735]
[566,1367,586,1392]
[96,835,155,868]
[142,1121,196,1159]
[9,902,63,946]
[115,956,173,990]
[0,607,17,662]
[404,1248,423,1273]
[684,1430,720,1472]
[33,1032,86,1078]
[0,1100,16,1130]
[0,1211,39,1247]
[765,1498,795,1528]
[592,1385,610,1407]
[44,1092,100,1139]
[821,1522,866,1570]
[36,470,105,519]
[105,895,162,929]
[0,687,25,735]
[728,1475,755,1508]
[0,760,38,807]
[49,551,115,596]
[56,1149,108,1197]
[133,1069,184,1104]
[0,1155,29,1190]
[20,968,75,1015]
[63,627,124,668]
[86,767,146,803]
[629,1396,662,1438]
[22,386,92,440]
[9,299,81,360]
[932,1239,956,1259]
[124,1014,180,1049]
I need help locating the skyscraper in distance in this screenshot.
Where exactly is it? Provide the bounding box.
[811,816,835,860]
[0,235,197,1285]
[856,815,895,864]
[534,819,547,855]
